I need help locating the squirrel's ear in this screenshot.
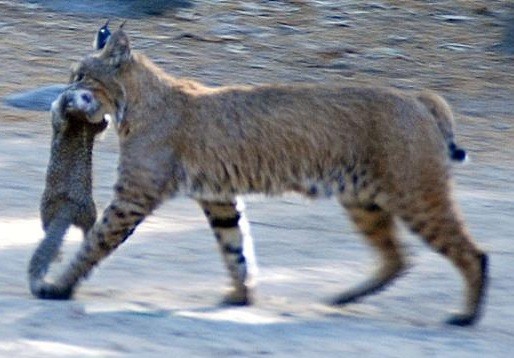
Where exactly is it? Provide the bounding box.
[99,28,131,67]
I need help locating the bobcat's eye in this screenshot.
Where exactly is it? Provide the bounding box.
[74,73,85,82]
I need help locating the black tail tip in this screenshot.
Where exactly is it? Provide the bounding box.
[449,142,467,162]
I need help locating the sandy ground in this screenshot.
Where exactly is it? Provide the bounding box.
[1,1,514,356]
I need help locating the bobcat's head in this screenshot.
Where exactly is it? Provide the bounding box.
[68,26,132,126]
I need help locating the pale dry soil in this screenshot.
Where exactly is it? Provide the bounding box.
[0,1,513,357]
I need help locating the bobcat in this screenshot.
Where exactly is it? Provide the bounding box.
[29,88,108,294]
[30,29,488,326]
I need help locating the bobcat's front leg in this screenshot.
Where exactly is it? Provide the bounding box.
[32,178,161,299]
[199,198,258,305]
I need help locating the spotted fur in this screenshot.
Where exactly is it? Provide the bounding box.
[31,29,488,326]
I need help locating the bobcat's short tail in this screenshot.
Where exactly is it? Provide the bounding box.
[417,90,467,162]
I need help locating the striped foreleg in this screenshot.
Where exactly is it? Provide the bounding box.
[31,180,159,299]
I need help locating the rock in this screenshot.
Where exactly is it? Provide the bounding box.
[436,14,475,23]
[3,84,67,111]
[438,43,474,52]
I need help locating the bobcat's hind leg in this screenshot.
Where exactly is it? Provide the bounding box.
[199,197,258,305]
[399,191,488,326]
[332,203,406,305]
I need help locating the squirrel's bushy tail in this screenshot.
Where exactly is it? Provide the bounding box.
[28,214,70,297]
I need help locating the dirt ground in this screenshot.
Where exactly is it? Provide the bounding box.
[1,1,514,356]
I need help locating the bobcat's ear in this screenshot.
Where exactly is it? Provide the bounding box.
[99,28,131,67]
